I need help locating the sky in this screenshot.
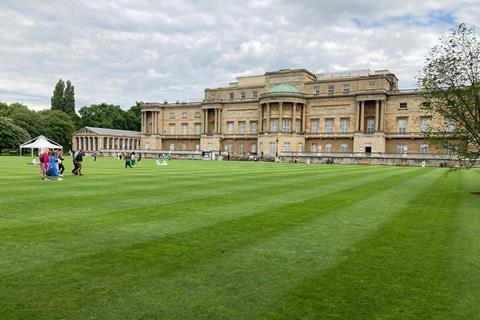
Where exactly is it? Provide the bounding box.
[1,0,479,111]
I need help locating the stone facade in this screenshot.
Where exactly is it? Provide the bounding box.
[72,127,141,152]
[140,68,446,157]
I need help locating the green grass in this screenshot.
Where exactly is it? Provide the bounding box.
[0,156,479,319]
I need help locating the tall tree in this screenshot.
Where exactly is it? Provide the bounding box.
[0,117,30,154]
[418,23,480,167]
[64,80,76,118]
[51,79,65,112]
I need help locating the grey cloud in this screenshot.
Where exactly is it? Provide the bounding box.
[0,0,478,110]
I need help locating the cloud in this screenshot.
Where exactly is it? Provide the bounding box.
[0,0,478,110]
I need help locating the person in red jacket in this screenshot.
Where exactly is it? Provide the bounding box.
[39,149,50,180]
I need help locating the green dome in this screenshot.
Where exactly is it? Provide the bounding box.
[268,84,301,94]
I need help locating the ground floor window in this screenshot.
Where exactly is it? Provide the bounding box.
[207,143,212,151]
[311,143,318,153]
[297,143,303,152]
[269,142,276,155]
[283,142,291,152]
[397,144,406,154]
[420,143,428,154]
[250,144,256,153]
[227,144,233,153]
[239,143,244,154]
[325,143,333,153]
[340,143,348,153]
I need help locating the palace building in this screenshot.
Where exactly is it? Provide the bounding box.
[73,68,451,161]
[139,68,444,157]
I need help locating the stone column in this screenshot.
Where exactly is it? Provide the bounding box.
[279,102,283,133]
[301,104,306,133]
[292,103,297,133]
[258,105,263,133]
[214,109,218,134]
[380,101,385,131]
[219,109,222,134]
[375,100,380,132]
[356,101,360,131]
[360,101,365,132]
[266,103,270,133]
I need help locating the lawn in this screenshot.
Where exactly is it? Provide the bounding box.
[0,156,479,319]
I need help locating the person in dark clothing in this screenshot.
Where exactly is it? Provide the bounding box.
[73,151,84,176]
[125,152,132,168]
[57,151,65,175]
[71,150,79,175]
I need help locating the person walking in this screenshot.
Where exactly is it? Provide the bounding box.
[40,149,50,180]
[47,151,63,181]
[125,152,132,168]
[73,150,84,176]
[57,151,65,175]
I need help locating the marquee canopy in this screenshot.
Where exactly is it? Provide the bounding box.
[20,135,63,153]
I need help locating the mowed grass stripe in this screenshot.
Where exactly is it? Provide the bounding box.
[450,171,480,319]
[261,170,464,319]
[1,166,400,274]
[0,168,429,319]
[104,169,442,320]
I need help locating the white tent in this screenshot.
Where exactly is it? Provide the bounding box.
[20,135,63,157]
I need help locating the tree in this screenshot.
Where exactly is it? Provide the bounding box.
[78,103,128,130]
[39,110,76,150]
[9,106,43,139]
[64,80,78,120]
[418,23,480,166]
[0,117,30,154]
[125,101,142,131]
[51,79,65,112]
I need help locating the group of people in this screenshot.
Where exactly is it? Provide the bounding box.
[124,152,140,168]
[39,149,65,181]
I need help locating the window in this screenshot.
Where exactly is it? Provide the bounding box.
[367,118,375,134]
[313,86,320,94]
[229,92,234,100]
[310,143,318,152]
[239,143,244,154]
[169,112,175,119]
[194,111,201,118]
[259,142,264,153]
[446,118,454,133]
[325,143,333,153]
[252,90,258,98]
[283,119,291,133]
[341,118,349,133]
[182,143,187,151]
[328,84,335,94]
[420,144,429,154]
[398,118,407,134]
[283,142,291,152]
[240,91,246,100]
[399,102,408,109]
[195,144,200,151]
[297,143,303,152]
[397,143,406,154]
[239,121,246,134]
[250,144,257,153]
[207,143,212,151]
[250,121,257,134]
[181,123,188,135]
[269,142,276,155]
[295,119,301,133]
[444,145,453,156]
[311,119,319,134]
[271,119,279,133]
[343,83,350,94]
[227,121,234,134]
[325,118,334,134]
[182,112,188,119]
[227,144,233,153]
[368,80,376,88]
[340,143,348,153]
[194,123,201,135]
[421,116,431,132]
[169,124,175,135]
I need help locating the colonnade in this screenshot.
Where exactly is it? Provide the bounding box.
[142,110,163,135]
[202,108,222,134]
[258,102,306,133]
[356,100,385,132]
[74,136,141,151]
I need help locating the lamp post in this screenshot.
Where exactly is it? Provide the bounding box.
[275,136,279,157]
